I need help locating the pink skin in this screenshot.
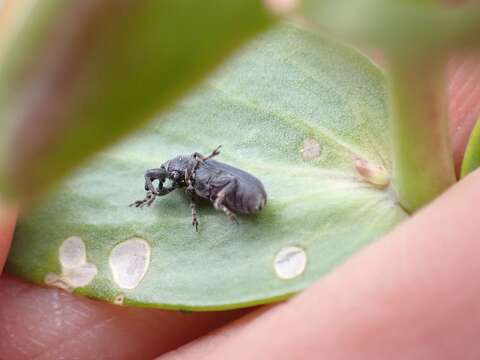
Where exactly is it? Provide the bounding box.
[0,276,247,359]
[0,57,479,359]
[0,203,16,272]
[448,56,480,173]
[161,154,480,360]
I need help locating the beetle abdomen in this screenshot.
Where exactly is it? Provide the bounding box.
[200,159,267,215]
[238,187,267,214]
[224,174,267,215]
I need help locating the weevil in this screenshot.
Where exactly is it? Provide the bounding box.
[130,146,267,231]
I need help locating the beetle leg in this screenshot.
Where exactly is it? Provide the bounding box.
[213,178,239,224]
[129,191,157,208]
[190,201,199,232]
[185,182,199,232]
[215,202,238,224]
[203,145,222,161]
[193,145,222,163]
[130,185,176,208]
[185,169,199,231]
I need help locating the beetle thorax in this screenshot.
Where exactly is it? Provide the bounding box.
[163,155,196,185]
[164,156,191,172]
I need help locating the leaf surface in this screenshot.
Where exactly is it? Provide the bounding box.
[7,24,406,310]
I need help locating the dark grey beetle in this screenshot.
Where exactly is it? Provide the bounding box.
[130,146,267,231]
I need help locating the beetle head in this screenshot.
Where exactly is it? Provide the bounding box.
[157,165,168,182]
[144,166,168,192]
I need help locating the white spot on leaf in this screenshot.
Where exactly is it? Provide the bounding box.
[59,236,87,268]
[354,157,390,189]
[113,294,125,305]
[44,236,97,292]
[109,238,151,289]
[62,263,98,287]
[274,246,307,279]
[44,273,75,292]
[301,138,321,160]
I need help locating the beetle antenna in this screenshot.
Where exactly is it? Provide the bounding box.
[204,145,222,161]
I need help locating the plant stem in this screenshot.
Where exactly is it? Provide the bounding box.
[387,53,456,212]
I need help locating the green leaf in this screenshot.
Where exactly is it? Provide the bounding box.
[299,0,480,51]
[461,118,480,178]
[0,0,272,200]
[7,24,407,311]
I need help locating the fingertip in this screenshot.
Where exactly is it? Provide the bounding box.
[158,170,480,360]
[0,275,249,359]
